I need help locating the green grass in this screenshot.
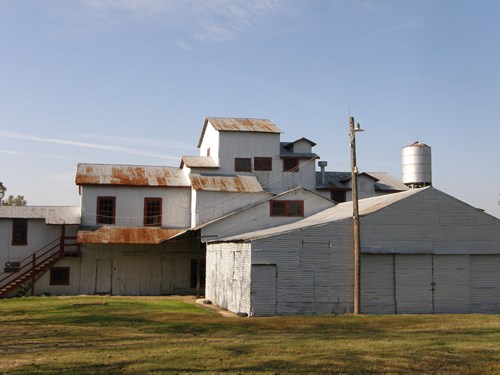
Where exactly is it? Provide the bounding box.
[0,296,499,374]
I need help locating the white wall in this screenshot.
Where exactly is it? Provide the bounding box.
[201,189,334,240]
[245,219,353,316]
[199,123,220,163]
[80,186,191,228]
[194,190,270,226]
[206,242,251,314]
[78,237,200,295]
[0,219,78,265]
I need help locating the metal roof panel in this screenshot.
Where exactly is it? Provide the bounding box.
[189,173,263,192]
[77,227,183,244]
[75,164,190,187]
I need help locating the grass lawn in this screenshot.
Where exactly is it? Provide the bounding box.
[0,296,499,374]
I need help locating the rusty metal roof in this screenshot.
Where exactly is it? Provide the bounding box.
[180,156,218,169]
[198,117,282,147]
[189,173,263,193]
[77,226,183,244]
[0,206,81,224]
[75,164,190,187]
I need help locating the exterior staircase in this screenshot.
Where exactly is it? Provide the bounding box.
[0,236,80,297]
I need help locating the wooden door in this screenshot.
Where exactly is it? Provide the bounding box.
[95,259,113,294]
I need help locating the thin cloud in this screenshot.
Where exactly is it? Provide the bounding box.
[63,132,194,151]
[0,131,180,162]
[76,0,288,44]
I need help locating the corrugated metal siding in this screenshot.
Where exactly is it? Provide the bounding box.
[205,242,251,315]
[250,264,277,317]
[395,255,433,313]
[78,238,198,296]
[433,255,471,313]
[250,220,353,315]
[470,255,500,313]
[361,254,396,314]
[362,188,500,255]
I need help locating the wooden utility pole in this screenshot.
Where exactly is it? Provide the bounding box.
[350,116,363,315]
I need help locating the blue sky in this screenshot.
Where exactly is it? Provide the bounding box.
[0,0,499,218]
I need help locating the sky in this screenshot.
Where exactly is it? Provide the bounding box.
[0,0,499,218]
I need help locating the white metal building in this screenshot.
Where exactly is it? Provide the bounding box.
[206,187,500,316]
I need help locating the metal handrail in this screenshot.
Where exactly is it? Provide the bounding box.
[0,236,80,292]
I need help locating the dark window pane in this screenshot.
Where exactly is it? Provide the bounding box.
[283,158,299,172]
[144,198,162,226]
[254,157,272,171]
[12,219,28,245]
[97,197,115,224]
[50,267,70,285]
[235,158,252,172]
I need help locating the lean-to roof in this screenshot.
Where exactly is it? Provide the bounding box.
[189,173,263,193]
[77,227,183,244]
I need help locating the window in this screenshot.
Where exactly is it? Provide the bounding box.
[254,157,272,171]
[235,158,252,172]
[283,158,299,172]
[12,219,28,246]
[331,190,347,203]
[50,267,70,285]
[270,200,304,217]
[96,197,116,225]
[190,259,206,288]
[144,198,162,226]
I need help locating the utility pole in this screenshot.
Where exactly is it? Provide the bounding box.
[350,116,363,315]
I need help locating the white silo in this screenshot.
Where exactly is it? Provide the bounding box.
[402,142,432,188]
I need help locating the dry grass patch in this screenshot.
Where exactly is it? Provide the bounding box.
[0,296,499,374]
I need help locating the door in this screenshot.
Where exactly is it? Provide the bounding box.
[470,255,500,313]
[251,264,277,317]
[160,257,175,295]
[433,255,470,313]
[395,255,433,313]
[95,259,113,294]
[361,254,396,314]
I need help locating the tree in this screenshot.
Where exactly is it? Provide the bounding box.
[0,182,27,206]
[1,194,28,206]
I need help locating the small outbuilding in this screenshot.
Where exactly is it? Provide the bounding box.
[205,187,500,316]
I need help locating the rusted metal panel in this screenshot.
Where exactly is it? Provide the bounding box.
[77,227,183,244]
[189,174,263,193]
[0,206,81,224]
[181,156,218,169]
[207,117,281,133]
[75,164,190,187]
[198,117,281,147]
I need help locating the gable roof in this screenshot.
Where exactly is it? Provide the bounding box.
[0,206,81,224]
[316,171,408,191]
[209,187,428,242]
[75,163,190,187]
[282,137,317,149]
[198,117,282,147]
[280,142,320,159]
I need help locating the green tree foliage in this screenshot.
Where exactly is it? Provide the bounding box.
[1,195,28,206]
[0,182,27,206]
